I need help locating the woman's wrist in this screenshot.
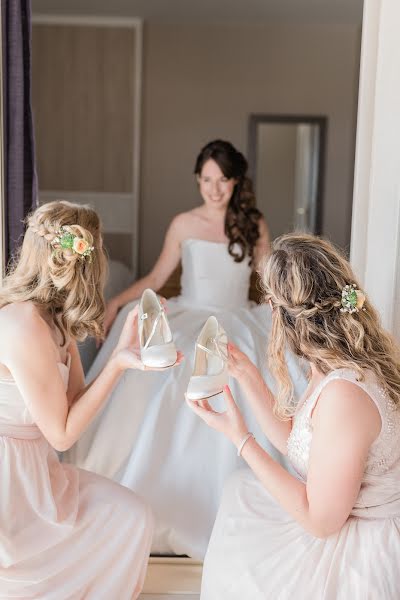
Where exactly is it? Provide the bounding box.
[237,361,261,386]
[230,425,251,448]
[236,432,256,456]
[107,351,126,375]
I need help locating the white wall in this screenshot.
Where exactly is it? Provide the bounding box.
[351,0,400,338]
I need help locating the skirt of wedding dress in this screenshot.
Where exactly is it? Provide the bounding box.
[66,298,307,558]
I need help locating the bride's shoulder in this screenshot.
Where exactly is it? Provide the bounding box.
[169,210,201,234]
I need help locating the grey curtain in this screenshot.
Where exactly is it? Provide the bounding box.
[2,0,37,266]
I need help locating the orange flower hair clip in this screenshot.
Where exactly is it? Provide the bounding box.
[51,226,94,259]
[340,284,366,314]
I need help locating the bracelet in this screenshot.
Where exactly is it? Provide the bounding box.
[237,432,255,457]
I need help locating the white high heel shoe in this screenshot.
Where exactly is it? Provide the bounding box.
[139,289,177,368]
[186,316,228,400]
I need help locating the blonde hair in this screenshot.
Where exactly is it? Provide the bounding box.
[261,233,400,418]
[0,200,108,342]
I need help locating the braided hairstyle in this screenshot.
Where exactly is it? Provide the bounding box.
[0,201,108,342]
[194,140,262,264]
[260,232,400,418]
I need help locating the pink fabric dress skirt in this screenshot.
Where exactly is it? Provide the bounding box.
[0,361,154,599]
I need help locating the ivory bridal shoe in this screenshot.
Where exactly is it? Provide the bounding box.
[139,289,177,368]
[186,316,228,400]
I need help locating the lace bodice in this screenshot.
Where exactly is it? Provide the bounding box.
[180,239,251,309]
[287,368,400,518]
[287,369,400,480]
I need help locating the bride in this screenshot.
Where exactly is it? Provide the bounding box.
[66,139,306,558]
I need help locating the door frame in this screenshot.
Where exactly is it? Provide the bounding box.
[0,6,5,281]
[350,0,400,338]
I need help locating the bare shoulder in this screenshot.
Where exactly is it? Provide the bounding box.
[172,210,198,226]
[0,301,39,331]
[257,215,270,238]
[0,302,51,349]
[168,210,200,236]
[314,377,381,441]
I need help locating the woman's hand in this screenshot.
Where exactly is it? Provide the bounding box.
[186,385,249,447]
[227,342,259,383]
[112,306,184,372]
[113,305,140,356]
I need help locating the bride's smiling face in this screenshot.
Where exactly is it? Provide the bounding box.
[197,159,237,210]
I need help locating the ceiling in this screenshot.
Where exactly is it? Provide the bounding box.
[31,0,364,26]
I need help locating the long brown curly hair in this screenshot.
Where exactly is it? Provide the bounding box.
[261,233,400,418]
[194,140,262,264]
[0,200,108,343]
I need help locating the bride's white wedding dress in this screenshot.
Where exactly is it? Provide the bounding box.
[66,239,306,558]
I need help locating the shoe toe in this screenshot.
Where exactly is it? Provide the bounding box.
[186,375,226,401]
[141,343,177,368]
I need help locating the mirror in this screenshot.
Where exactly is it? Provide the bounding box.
[31,16,142,279]
[248,115,326,239]
[6,0,363,580]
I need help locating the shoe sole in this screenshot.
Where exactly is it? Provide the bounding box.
[186,389,223,401]
[142,358,178,369]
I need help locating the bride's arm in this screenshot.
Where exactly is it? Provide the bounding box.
[112,215,185,307]
[228,343,292,454]
[253,216,271,269]
[104,214,186,333]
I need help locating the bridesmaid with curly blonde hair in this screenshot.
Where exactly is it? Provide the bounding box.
[189,233,400,599]
[0,201,181,599]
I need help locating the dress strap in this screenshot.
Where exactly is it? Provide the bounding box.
[302,368,382,418]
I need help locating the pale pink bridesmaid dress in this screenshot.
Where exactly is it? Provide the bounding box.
[201,369,400,599]
[0,356,154,599]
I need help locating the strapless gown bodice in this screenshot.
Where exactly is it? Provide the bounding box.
[180,239,251,309]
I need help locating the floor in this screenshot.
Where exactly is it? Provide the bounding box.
[139,594,200,600]
[139,558,202,600]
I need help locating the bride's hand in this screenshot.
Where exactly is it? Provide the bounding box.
[227,342,258,381]
[185,385,248,447]
[112,306,184,371]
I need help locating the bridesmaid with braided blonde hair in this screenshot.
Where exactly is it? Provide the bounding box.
[0,201,184,598]
[188,233,400,599]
